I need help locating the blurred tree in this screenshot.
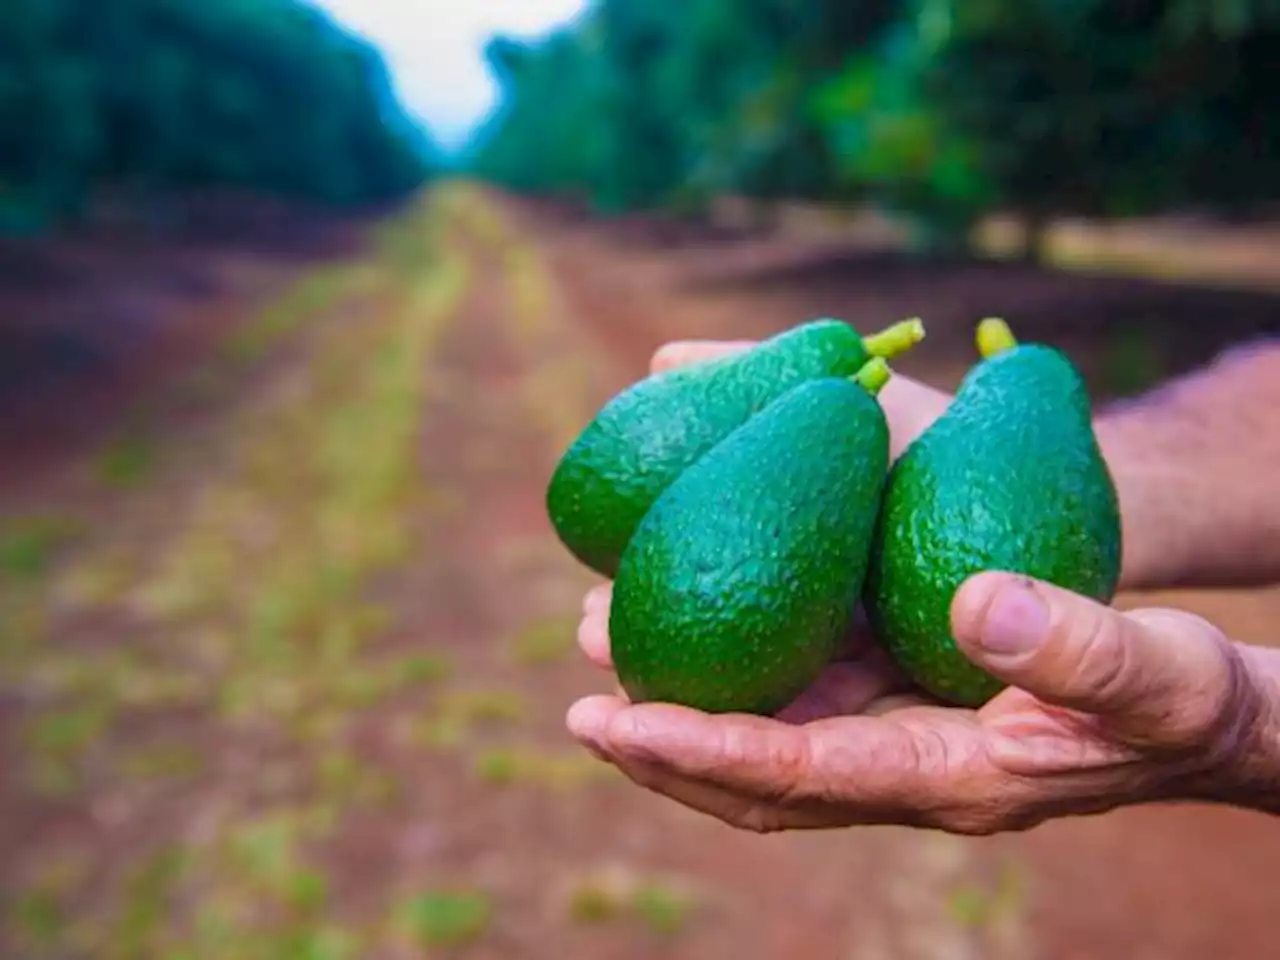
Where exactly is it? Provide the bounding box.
[917,0,1280,257]
[0,0,436,234]
[471,0,1279,247]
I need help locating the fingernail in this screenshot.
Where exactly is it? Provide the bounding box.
[979,579,1049,659]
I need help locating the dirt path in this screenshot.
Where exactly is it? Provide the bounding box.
[2,185,1279,959]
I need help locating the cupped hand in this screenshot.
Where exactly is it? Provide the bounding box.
[569,573,1272,834]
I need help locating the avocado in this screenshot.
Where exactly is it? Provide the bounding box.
[546,317,923,577]
[609,361,893,715]
[864,318,1122,707]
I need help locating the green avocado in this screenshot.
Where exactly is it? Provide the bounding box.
[546,317,923,577]
[864,318,1122,707]
[609,363,892,715]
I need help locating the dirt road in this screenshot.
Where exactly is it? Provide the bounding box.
[2,184,1279,959]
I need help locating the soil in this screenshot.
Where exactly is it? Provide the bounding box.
[1,185,1279,959]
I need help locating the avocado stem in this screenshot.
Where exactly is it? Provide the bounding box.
[976,317,1018,359]
[851,357,892,395]
[863,318,926,361]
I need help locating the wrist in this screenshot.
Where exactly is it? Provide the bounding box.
[1192,643,1280,814]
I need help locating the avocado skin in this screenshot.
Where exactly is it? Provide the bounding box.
[865,344,1122,707]
[610,377,889,715]
[546,319,872,577]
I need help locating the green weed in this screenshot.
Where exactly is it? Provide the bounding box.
[399,890,492,949]
[282,927,357,960]
[12,889,63,947]
[567,880,623,924]
[286,870,330,915]
[946,859,1026,930]
[0,514,84,580]
[396,653,453,688]
[475,748,522,785]
[94,431,158,488]
[947,884,992,928]
[473,746,616,790]
[119,742,205,782]
[223,267,362,365]
[633,881,695,937]
[107,846,187,958]
[26,703,113,757]
[438,689,527,726]
[508,616,578,666]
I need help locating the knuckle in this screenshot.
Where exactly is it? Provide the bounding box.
[1121,609,1261,764]
[1170,632,1258,756]
[1063,604,1134,705]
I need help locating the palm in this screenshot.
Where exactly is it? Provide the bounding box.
[573,583,1164,833]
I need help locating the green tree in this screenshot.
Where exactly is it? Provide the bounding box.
[0,0,436,234]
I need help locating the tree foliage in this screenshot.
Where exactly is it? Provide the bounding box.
[471,0,1280,249]
[0,0,436,233]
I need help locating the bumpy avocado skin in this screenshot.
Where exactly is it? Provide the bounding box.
[610,377,890,715]
[864,345,1122,707]
[546,320,871,577]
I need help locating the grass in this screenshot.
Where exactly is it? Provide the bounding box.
[8,191,469,955]
[396,653,453,687]
[119,742,205,782]
[0,514,84,580]
[1,184,588,958]
[474,748,522,785]
[106,847,187,959]
[93,430,158,489]
[12,889,63,948]
[564,869,698,936]
[397,890,492,949]
[473,745,617,790]
[222,265,373,366]
[437,689,527,726]
[946,859,1026,930]
[567,881,623,924]
[633,882,696,937]
[25,704,113,754]
[508,615,579,666]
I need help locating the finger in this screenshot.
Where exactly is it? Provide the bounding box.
[583,582,611,614]
[588,701,937,809]
[577,586,614,669]
[650,340,755,374]
[877,377,953,461]
[607,756,847,832]
[774,652,907,724]
[952,572,1247,750]
[568,696,870,831]
[575,610,611,669]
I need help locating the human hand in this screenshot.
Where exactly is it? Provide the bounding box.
[564,337,1278,833]
[569,572,1278,834]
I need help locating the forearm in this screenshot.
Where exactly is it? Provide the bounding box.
[1096,339,1280,591]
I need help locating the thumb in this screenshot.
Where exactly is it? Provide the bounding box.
[951,572,1246,750]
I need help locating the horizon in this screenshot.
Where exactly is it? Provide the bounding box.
[313,0,589,153]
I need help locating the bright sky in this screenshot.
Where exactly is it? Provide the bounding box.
[314,0,589,151]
